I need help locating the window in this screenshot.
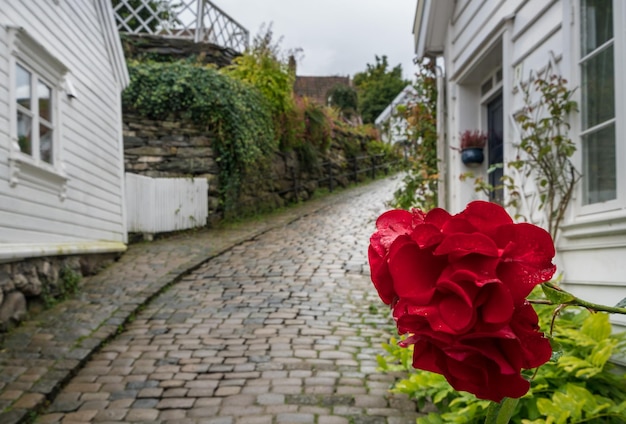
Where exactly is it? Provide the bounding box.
[15,62,55,165]
[580,0,616,204]
[7,27,68,196]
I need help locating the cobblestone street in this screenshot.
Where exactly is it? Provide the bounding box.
[9,176,420,424]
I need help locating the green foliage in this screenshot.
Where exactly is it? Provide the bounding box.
[391,58,439,210]
[511,75,580,239]
[41,266,82,308]
[353,55,409,124]
[461,75,579,238]
[122,60,276,215]
[327,84,358,120]
[223,24,298,150]
[377,298,626,423]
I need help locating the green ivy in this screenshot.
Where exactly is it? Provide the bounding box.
[122,60,276,215]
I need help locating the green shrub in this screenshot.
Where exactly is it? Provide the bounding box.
[377,292,626,423]
[122,60,276,215]
[222,25,298,151]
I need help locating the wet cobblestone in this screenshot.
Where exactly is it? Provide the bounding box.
[0,176,423,423]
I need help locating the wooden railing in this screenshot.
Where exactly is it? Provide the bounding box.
[113,0,249,53]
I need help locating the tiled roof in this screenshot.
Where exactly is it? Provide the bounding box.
[294,76,352,105]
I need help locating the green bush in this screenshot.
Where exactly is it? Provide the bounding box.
[377,292,626,423]
[222,25,298,151]
[122,60,276,215]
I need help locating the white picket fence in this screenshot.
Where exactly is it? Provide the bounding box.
[125,173,208,235]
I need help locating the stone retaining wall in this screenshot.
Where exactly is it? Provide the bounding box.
[120,33,238,68]
[0,253,117,334]
[123,113,374,223]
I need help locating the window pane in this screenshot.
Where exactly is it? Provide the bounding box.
[38,80,52,122]
[581,45,614,129]
[16,110,32,155]
[40,124,53,164]
[581,0,613,56]
[583,123,616,204]
[15,64,31,110]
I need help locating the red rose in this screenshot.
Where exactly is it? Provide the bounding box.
[368,201,556,401]
[402,303,552,403]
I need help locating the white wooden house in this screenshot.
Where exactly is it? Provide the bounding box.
[0,1,129,261]
[413,0,626,332]
[375,85,418,145]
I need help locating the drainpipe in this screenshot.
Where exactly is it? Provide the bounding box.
[434,59,447,210]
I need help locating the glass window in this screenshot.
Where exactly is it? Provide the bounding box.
[582,123,616,204]
[580,0,616,204]
[14,62,55,165]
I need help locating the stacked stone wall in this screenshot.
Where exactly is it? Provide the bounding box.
[123,113,375,222]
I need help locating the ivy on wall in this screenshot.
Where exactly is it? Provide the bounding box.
[122,60,277,214]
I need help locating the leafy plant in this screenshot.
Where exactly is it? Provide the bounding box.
[459,130,487,149]
[327,83,358,120]
[511,75,580,239]
[353,55,409,124]
[223,24,300,151]
[377,293,626,423]
[461,75,579,238]
[122,60,276,216]
[391,57,439,210]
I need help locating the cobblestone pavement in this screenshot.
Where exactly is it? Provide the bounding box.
[1,176,422,423]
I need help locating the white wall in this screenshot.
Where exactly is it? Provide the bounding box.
[439,0,626,331]
[0,1,127,260]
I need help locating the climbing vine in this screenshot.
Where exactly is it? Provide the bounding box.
[462,75,579,239]
[392,57,439,210]
[122,60,277,215]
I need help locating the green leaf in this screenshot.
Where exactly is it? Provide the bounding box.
[541,284,576,304]
[485,398,519,424]
[615,297,626,308]
[581,313,611,342]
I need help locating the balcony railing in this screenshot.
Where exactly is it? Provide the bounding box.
[113,0,249,53]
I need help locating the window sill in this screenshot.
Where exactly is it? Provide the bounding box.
[559,208,626,248]
[9,153,68,200]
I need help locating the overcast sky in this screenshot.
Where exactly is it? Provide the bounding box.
[213,1,418,80]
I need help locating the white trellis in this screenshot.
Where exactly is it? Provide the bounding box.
[112,0,249,52]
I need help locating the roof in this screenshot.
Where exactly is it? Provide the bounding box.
[413,0,454,58]
[95,0,129,89]
[374,85,418,125]
[294,76,352,106]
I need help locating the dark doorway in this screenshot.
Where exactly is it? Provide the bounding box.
[487,94,504,203]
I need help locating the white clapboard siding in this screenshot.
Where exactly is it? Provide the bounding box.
[126,173,208,234]
[0,0,128,257]
[421,0,626,333]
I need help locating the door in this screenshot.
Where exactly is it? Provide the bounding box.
[487,94,504,203]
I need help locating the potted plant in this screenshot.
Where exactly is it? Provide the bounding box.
[459,130,487,166]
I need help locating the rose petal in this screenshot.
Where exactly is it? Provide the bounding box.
[441,216,477,234]
[410,224,444,248]
[368,245,395,305]
[434,233,499,260]
[371,210,414,256]
[459,201,514,238]
[476,281,514,325]
[388,238,445,303]
[425,207,452,229]
[509,303,552,368]
[438,294,475,332]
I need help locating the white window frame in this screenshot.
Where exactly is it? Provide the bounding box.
[575,0,625,216]
[560,0,626,242]
[7,27,68,199]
